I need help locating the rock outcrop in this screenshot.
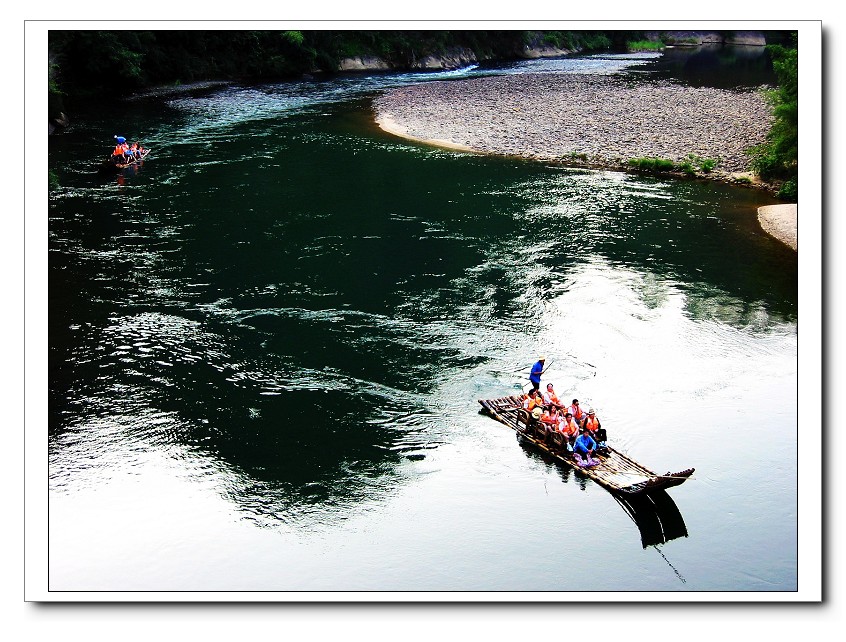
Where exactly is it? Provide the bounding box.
[644,31,768,46]
[338,56,394,72]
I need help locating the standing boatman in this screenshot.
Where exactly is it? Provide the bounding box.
[529,355,547,393]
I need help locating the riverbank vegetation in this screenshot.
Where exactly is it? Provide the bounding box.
[747,40,799,199]
[626,40,665,52]
[48,30,644,111]
[627,154,717,176]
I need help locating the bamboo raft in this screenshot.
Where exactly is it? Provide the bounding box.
[99,148,151,173]
[479,395,694,496]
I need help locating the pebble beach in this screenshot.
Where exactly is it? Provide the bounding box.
[374,73,774,175]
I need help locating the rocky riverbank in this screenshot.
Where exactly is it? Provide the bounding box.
[339,44,571,72]
[374,73,775,182]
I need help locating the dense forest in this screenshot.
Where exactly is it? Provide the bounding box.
[48,29,798,197]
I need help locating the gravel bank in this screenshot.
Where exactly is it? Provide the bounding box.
[374,73,774,180]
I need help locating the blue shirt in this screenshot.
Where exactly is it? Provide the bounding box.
[530,361,544,384]
[574,434,597,455]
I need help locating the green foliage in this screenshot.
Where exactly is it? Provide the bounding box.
[627,39,664,52]
[747,40,798,196]
[48,60,65,118]
[698,157,717,172]
[678,160,696,175]
[539,31,611,52]
[628,155,717,176]
[628,157,676,172]
[682,154,717,174]
[282,31,305,47]
[778,179,797,200]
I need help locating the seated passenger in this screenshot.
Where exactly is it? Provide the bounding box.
[583,408,608,455]
[582,408,601,437]
[522,389,544,420]
[539,406,560,427]
[558,411,580,452]
[568,399,587,426]
[542,383,565,410]
[573,427,600,467]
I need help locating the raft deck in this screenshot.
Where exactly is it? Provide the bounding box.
[99,148,151,173]
[479,395,694,495]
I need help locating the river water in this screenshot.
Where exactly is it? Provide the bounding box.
[46,48,798,595]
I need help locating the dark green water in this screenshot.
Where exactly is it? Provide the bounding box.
[47,50,797,593]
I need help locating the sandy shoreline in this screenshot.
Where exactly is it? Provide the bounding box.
[375,114,477,153]
[758,204,798,251]
[374,72,797,248]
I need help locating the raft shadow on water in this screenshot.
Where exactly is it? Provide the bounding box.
[516,434,689,549]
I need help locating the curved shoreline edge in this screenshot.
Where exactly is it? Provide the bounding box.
[375,114,477,153]
[758,204,798,251]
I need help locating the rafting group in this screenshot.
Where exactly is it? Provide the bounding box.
[105,135,149,168]
[521,355,608,468]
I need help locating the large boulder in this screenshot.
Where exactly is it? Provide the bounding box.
[337,56,393,71]
[49,111,69,135]
[521,44,571,59]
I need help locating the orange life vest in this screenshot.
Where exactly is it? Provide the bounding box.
[584,416,600,432]
[559,418,579,436]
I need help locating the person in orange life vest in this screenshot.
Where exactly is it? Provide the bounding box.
[112,135,128,158]
[522,389,544,420]
[542,383,564,411]
[567,399,587,426]
[558,411,580,451]
[583,408,608,454]
[539,406,560,428]
[582,408,601,437]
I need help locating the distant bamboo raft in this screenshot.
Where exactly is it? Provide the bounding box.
[478,395,694,495]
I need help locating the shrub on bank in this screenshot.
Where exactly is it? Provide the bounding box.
[747,40,798,199]
[628,157,675,172]
[628,155,719,176]
[627,39,664,52]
